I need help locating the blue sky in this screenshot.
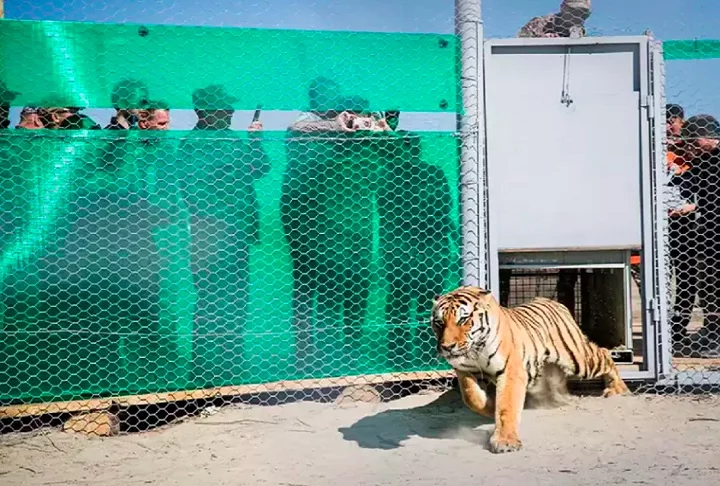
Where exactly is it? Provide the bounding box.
[6,0,720,38]
[5,0,720,128]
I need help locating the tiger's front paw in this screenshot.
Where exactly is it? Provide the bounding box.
[488,431,523,454]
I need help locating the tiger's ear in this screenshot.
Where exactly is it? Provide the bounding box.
[433,294,441,303]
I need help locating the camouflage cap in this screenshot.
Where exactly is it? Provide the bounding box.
[110,79,150,110]
[683,114,720,140]
[561,0,591,11]
[192,84,239,111]
[0,80,20,103]
[20,106,40,117]
[19,105,49,118]
[560,0,591,21]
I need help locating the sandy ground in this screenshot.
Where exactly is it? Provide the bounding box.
[1,390,719,486]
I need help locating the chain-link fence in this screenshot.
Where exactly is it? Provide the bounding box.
[0,1,475,436]
[1,0,719,437]
[657,39,720,389]
[483,1,720,393]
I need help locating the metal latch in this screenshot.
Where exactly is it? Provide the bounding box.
[648,297,660,325]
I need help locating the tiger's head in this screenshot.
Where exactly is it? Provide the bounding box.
[430,286,498,359]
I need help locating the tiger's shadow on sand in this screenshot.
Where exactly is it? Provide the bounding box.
[338,389,495,450]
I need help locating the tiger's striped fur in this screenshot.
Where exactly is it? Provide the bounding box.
[431,285,630,453]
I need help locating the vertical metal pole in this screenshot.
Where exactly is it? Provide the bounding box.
[649,37,672,380]
[455,0,489,289]
[637,37,659,380]
[623,251,634,351]
[0,0,5,19]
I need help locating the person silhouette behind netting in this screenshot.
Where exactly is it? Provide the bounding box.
[106,79,150,130]
[134,100,196,388]
[1,92,158,393]
[377,111,455,368]
[281,77,379,373]
[178,84,270,387]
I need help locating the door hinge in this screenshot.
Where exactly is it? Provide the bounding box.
[648,297,660,325]
[644,95,655,119]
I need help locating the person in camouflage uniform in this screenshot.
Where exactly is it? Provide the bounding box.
[281,82,380,373]
[179,84,270,387]
[518,0,591,38]
[377,119,455,368]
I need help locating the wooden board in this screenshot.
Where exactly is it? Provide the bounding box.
[672,357,720,371]
[0,370,454,420]
[4,358,718,421]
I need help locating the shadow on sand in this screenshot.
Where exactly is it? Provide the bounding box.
[338,389,494,450]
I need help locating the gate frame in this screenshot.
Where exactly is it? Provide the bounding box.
[649,38,720,389]
[481,35,669,383]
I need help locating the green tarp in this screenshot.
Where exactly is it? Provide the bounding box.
[0,18,463,406]
[663,39,720,60]
[0,19,458,112]
[0,130,460,404]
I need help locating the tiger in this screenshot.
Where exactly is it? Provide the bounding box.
[430,285,630,454]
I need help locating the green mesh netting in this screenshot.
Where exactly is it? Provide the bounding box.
[663,40,720,60]
[0,18,465,406]
[0,129,462,404]
[2,14,715,408]
[0,19,458,112]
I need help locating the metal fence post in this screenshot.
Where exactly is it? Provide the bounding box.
[455,0,490,290]
[648,36,673,381]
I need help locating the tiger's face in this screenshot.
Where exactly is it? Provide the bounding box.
[430,287,494,359]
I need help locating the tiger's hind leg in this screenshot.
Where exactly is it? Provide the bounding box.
[598,348,630,397]
[581,343,630,397]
